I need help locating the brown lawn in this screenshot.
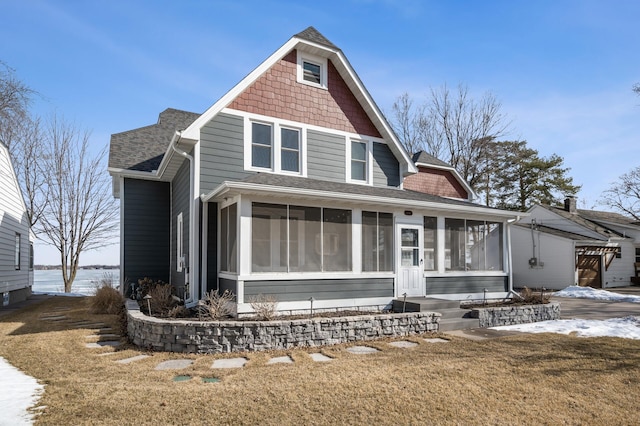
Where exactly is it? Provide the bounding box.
[1,296,639,425]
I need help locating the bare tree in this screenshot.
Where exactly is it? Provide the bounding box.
[37,115,118,292]
[634,83,640,96]
[600,166,640,221]
[390,85,511,191]
[0,62,34,135]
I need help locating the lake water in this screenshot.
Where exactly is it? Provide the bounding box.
[33,269,120,296]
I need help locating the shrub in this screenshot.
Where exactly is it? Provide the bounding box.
[519,286,551,304]
[167,305,190,318]
[248,294,279,320]
[199,290,235,320]
[146,283,175,316]
[89,284,124,315]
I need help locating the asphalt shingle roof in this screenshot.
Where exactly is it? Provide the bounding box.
[239,173,496,210]
[412,151,452,168]
[109,108,200,172]
[544,205,628,239]
[294,26,338,50]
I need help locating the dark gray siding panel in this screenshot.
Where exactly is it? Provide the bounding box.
[244,278,393,302]
[426,276,508,295]
[372,142,400,187]
[123,179,170,287]
[170,158,191,287]
[200,113,251,194]
[307,130,345,182]
[219,278,236,296]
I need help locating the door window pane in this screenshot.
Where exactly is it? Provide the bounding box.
[401,228,418,247]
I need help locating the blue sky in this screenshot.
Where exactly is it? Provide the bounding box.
[2,0,639,265]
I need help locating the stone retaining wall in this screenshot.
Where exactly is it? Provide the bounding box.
[126,300,440,354]
[471,302,561,328]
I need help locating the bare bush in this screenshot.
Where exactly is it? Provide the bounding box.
[519,287,550,304]
[248,294,279,320]
[147,283,174,316]
[200,290,235,320]
[89,284,124,315]
[167,305,190,318]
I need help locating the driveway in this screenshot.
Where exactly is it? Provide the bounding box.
[552,286,640,320]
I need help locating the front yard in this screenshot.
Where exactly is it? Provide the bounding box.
[1,296,639,425]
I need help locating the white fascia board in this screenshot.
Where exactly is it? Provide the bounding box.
[415,161,476,200]
[107,167,161,181]
[180,38,300,141]
[201,181,521,219]
[332,50,417,175]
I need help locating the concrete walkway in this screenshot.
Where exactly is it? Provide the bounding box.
[552,286,640,320]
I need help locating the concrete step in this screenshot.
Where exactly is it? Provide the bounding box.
[436,307,473,320]
[392,298,460,313]
[438,317,480,332]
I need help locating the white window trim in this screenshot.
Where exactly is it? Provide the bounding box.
[296,51,328,89]
[346,138,373,185]
[176,213,183,272]
[243,115,307,177]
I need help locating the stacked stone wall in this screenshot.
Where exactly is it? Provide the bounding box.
[126,300,440,354]
[472,302,560,328]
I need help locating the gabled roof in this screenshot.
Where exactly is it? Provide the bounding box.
[513,223,606,242]
[576,209,640,228]
[203,173,520,219]
[180,26,417,176]
[109,108,199,172]
[411,150,476,200]
[538,204,628,240]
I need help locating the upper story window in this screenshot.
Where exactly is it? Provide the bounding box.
[297,51,327,89]
[14,233,21,270]
[347,139,372,184]
[245,115,305,176]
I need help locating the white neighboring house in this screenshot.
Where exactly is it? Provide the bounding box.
[512,197,640,290]
[0,141,34,306]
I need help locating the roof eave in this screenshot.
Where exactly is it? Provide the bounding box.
[202,181,522,219]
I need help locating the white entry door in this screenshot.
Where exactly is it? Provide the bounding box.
[397,224,423,297]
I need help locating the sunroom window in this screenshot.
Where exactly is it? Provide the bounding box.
[251,203,351,273]
[220,204,238,273]
[362,211,393,272]
[445,218,503,271]
[423,216,437,271]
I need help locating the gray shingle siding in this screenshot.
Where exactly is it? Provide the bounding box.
[171,157,191,288]
[200,113,251,194]
[372,142,400,187]
[307,130,346,182]
[122,178,170,287]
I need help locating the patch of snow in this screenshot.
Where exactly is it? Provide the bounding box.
[32,291,86,297]
[553,286,640,303]
[492,316,640,340]
[0,357,44,425]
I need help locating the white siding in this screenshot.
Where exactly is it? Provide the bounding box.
[511,226,576,290]
[521,205,604,240]
[602,240,636,288]
[0,143,32,294]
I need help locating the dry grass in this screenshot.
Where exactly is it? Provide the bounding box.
[1,297,640,425]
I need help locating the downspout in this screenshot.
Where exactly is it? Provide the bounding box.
[171,131,195,305]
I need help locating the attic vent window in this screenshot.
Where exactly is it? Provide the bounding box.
[303,61,321,84]
[297,51,327,89]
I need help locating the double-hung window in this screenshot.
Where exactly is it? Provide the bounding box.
[350,140,368,182]
[248,119,303,175]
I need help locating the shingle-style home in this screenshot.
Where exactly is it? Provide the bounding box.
[108,27,520,314]
[512,197,640,290]
[0,141,33,306]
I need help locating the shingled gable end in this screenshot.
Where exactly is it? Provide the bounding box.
[109,27,521,317]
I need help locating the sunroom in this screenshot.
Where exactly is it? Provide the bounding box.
[202,174,520,314]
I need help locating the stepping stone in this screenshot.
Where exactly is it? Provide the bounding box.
[96,352,118,357]
[116,355,150,364]
[85,341,120,349]
[85,334,120,340]
[211,358,247,369]
[346,346,379,354]
[155,359,194,370]
[388,340,418,349]
[40,315,68,321]
[424,338,449,343]
[267,356,293,365]
[309,353,333,362]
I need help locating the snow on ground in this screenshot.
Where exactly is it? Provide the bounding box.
[553,286,640,303]
[493,286,640,339]
[0,357,44,425]
[493,317,640,339]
